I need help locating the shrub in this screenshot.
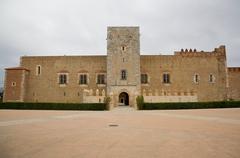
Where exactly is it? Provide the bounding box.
[104,97,111,110]
[0,102,107,111]
[141,101,240,110]
[136,95,144,110]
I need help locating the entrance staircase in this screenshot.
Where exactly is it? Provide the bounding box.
[112,106,136,112]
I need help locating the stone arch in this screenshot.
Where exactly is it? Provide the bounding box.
[118,92,129,106]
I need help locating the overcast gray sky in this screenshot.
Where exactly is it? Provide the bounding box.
[0,0,240,88]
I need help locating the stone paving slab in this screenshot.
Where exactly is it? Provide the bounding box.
[0,108,240,158]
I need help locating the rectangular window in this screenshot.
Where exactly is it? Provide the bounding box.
[194,74,200,83]
[59,74,67,84]
[121,70,127,80]
[36,65,41,76]
[209,74,215,83]
[209,75,213,82]
[141,74,148,84]
[79,74,87,84]
[163,73,170,83]
[97,74,105,84]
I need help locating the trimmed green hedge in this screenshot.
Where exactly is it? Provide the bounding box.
[0,102,107,111]
[140,101,240,110]
[136,95,144,110]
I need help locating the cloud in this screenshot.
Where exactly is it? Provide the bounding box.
[0,0,239,87]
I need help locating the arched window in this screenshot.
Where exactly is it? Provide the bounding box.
[121,70,127,80]
[121,46,126,51]
[11,82,16,87]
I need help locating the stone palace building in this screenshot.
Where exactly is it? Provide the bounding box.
[3,27,240,108]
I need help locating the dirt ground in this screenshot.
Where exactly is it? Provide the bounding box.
[0,107,240,158]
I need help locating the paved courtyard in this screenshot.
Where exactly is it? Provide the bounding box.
[0,107,240,158]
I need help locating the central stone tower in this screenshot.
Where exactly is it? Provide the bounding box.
[107,27,141,108]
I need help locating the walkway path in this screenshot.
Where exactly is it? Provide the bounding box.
[0,108,240,158]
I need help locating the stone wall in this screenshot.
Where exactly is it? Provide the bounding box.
[144,96,198,103]
[140,46,227,102]
[3,26,234,105]
[20,56,107,103]
[228,67,240,101]
[107,27,141,108]
[4,45,229,104]
[143,89,198,102]
[3,67,29,102]
[82,88,106,103]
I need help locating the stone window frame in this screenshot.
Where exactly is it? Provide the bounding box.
[141,73,150,85]
[121,69,127,80]
[193,73,200,84]
[58,73,69,87]
[78,73,89,87]
[96,73,106,87]
[121,45,127,52]
[122,57,127,63]
[209,73,216,83]
[162,72,171,84]
[11,82,16,87]
[36,65,41,76]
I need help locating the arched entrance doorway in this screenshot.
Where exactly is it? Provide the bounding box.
[119,92,129,106]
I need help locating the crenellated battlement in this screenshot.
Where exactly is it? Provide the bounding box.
[228,67,240,72]
[174,45,226,58]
